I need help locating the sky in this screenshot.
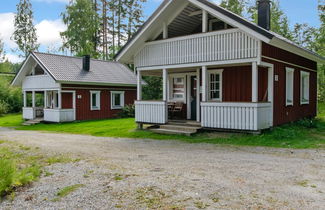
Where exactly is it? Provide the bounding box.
[0,0,321,63]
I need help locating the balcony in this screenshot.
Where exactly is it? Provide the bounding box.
[134,28,260,68]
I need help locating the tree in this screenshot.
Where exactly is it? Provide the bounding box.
[220,0,246,16]
[12,0,39,57]
[125,0,146,40]
[316,0,325,102]
[292,23,318,51]
[61,0,100,58]
[248,0,293,40]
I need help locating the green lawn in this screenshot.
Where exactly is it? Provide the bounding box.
[0,104,324,149]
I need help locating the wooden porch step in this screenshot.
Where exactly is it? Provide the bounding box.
[151,128,195,136]
[160,124,201,133]
[22,118,43,126]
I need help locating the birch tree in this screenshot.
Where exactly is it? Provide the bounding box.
[12,0,39,57]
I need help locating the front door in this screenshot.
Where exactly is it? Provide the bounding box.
[190,75,197,120]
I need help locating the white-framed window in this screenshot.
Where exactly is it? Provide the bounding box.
[208,70,223,101]
[285,67,295,106]
[111,91,125,110]
[90,91,101,110]
[300,71,310,105]
[169,75,185,102]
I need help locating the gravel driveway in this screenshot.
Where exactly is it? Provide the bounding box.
[0,127,325,209]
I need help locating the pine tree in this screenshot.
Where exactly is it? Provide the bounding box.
[317,0,325,102]
[292,23,317,51]
[61,0,100,58]
[220,0,246,16]
[12,0,39,57]
[125,0,146,40]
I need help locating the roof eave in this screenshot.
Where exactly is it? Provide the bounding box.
[58,81,138,87]
[269,37,325,64]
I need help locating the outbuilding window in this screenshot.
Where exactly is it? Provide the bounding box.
[111,91,125,109]
[208,70,223,101]
[90,91,101,110]
[285,67,294,106]
[300,71,310,105]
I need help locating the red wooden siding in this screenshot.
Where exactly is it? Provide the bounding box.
[61,93,73,109]
[221,66,267,102]
[262,43,317,126]
[62,85,136,121]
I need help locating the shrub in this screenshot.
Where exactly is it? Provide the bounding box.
[0,159,15,196]
[118,104,135,118]
[296,118,318,128]
[0,100,9,116]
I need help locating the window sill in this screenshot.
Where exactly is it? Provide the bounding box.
[91,107,100,111]
[300,102,309,105]
[111,106,124,110]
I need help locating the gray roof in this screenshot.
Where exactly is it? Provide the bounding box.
[33,52,137,86]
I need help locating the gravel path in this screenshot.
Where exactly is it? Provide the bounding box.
[0,127,325,209]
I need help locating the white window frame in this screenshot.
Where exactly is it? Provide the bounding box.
[300,71,310,105]
[111,91,125,110]
[168,74,186,102]
[285,67,295,106]
[90,91,101,111]
[208,69,223,101]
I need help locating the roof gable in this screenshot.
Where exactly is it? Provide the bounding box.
[115,0,324,64]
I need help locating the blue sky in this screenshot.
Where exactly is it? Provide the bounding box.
[0,0,321,63]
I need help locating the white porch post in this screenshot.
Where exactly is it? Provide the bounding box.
[32,91,35,107]
[163,22,168,39]
[162,68,168,101]
[202,66,208,102]
[23,91,27,107]
[202,10,208,33]
[196,68,201,122]
[252,62,258,102]
[44,91,47,108]
[58,90,62,109]
[137,70,142,100]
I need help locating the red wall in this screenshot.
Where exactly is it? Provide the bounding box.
[62,85,136,121]
[262,43,317,126]
[61,93,73,109]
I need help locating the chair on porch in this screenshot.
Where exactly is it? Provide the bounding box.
[170,102,184,119]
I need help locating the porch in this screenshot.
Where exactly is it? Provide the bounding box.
[22,90,76,123]
[135,63,274,132]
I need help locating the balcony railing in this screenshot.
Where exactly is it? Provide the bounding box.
[134,28,259,68]
[135,101,167,124]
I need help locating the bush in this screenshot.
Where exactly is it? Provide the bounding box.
[0,159,15,196]
[0,100,9,116]
[118,104,135,118]
[296,118,318,128]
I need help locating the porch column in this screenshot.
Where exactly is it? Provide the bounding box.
[196,68,201,122]
[58,90,62,109]
[44,91,47,108]
[137,70,142,100]
[162,68,168,101]
[163,22,168,39]
[23,91,27,108]
[202,66,208,102]
[202,10,208,33]
[32,91,35,108]
[252,62,258,102]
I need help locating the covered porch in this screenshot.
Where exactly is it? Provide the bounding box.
[22,89,76,123]
[135,62,274,131]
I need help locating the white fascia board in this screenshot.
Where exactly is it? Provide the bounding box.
[188,0,271,43]
[269,37,325,64]
[11,54,33,86]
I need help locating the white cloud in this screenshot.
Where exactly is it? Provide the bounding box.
[32,0,69,3]
[5,53,24,63]
[0,13,16,48]
[35,19,66,46]
[0,12,66,63]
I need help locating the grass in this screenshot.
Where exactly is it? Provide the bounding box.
[0,103,325,149]
[0,113,23,127]
[0,141,81,199]
[51,184,85,202]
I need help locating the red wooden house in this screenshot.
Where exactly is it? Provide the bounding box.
[115,0,325,134]
[12,53,137,122]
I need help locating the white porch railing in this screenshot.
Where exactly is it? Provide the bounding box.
[23,107,34,120]
[135,101,167,124]
[201,102,272,131]
[44,109,75,123]
[135,28,259,68]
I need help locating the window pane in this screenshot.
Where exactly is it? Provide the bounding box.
[114,94,121,106]
[92,93,97,107]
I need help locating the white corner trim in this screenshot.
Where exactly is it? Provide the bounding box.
[90,90,101,111]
